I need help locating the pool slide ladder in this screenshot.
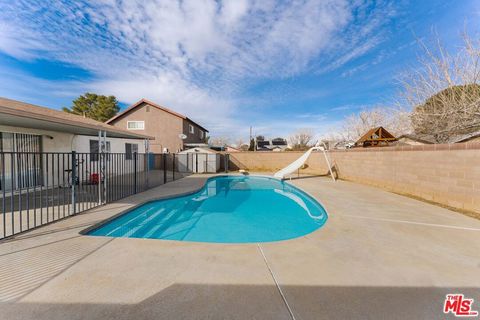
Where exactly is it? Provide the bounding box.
[273,143,336,181]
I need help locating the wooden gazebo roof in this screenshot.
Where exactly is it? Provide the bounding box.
[355,127,397,147]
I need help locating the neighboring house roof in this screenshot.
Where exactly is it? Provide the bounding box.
[397,131,480,144]
[448,131,480,143]
[225,145,241,152]
[178,147,217,154]
[184,143,210,148]
[0,97,153,140]
[105,98,209,132]
[396,134,435,144]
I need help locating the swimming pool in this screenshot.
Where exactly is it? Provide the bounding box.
[86,176,328,243]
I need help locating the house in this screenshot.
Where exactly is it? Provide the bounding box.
[396,134,434,146]
[355,127,397,147]
[0,97,151,154]
[225,145,241,152]
[332,140,355,150]
[449,131,480,143]
[256,137,289,151]
[0,97,152,191]
[106,98,208,153]
[396,131,480,145]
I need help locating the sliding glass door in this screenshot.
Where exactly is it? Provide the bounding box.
[0,132,42,191]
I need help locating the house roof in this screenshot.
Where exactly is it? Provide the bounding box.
[106,98,209,132]
[178,147,217,154]
[356,127,396,144]
[0,97,153,140]
[397,131,480,144]
[397,134,435,144]
[449,131,480,143]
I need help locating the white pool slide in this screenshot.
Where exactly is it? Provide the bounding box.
[273,145,335,181]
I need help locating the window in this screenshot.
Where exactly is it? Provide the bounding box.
[127,121,145,130]
[199,130,204,139]
[90,140,111,161]
[125,143,138,160]
[189,124,194,134]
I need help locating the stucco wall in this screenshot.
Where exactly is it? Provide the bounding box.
[108,102,207,153]
[182,119,207,145]
[0,125,147,154]
[0,125,74,152]
[0,125,147,190]
[109,103,182,153]
[73,136,146,153]
[228,143,480,213]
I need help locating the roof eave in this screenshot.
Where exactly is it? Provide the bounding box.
[106,98,209,132]
[0,107,154,140]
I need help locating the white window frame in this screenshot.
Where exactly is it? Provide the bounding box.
[199,130,204,139]
[127,121,145,130]
[189,124,195,134]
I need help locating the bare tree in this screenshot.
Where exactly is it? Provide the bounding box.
[340,106,412,141]
[288,129,314,150]
[239,144,250,151]
[398,31,480,142]
[234,139,244,148]
[209,136,231,147]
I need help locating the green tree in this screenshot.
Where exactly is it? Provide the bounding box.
[63,93,120,122]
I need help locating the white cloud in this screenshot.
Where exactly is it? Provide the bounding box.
[90,73,235,126]
[0,22,50,60]
[0,0,400,137]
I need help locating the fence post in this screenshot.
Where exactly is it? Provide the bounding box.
[195,154,198,174]
[102,130,107,204]
[224,154,229,173]
[163,154,167,184]
[172,153,175,180]
[134,152,138,194]
[205,153,208,173]
[71,151,76,215]
[145,153,149,190]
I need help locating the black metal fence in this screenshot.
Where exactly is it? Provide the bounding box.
[0,151,226,240]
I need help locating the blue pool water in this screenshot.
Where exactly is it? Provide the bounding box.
[87,176,328,243]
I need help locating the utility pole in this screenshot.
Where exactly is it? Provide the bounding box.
[250,126,255,152]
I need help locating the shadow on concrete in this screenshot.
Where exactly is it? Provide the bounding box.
[0,236,113,302]
[0,283,477,320]
[1,219,110,243]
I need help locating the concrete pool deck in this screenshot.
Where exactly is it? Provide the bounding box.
[0,174,479,319]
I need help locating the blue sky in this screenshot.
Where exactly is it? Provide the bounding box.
[0,0,479,141]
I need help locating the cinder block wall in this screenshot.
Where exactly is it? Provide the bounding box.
[227,143,480,213]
